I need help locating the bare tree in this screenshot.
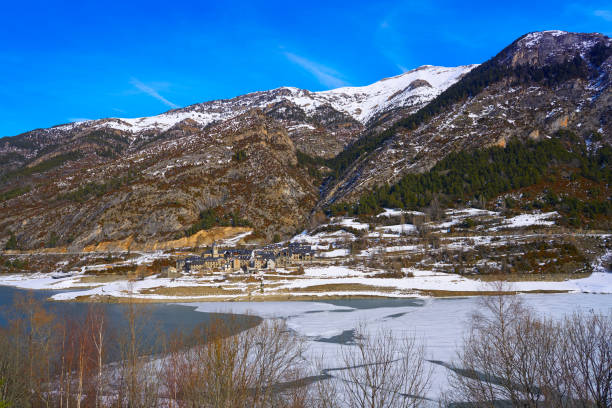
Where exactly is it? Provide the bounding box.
[561,312,612,408]
[310,358,341,408]
[162,317,307,408]
[426,195,443,222]
[337,326,431,408]
[114,287,162,408]
[86,304,107,408]
[448,285,612,408]
[448,287,559,407]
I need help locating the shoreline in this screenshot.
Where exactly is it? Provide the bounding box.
[57,288,576,303]
[0,281,594,304]
[1,251,610,303]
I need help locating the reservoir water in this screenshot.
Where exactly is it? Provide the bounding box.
[1,284,611,400]
[0,285,261,359]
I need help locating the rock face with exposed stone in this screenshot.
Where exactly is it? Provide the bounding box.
[320,31,612,205]
[0,31,610,250]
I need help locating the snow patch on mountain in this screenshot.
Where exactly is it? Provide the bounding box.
[517,30,608,54]
[55,65,477,135]
[522,30,568,47]
[314,64,477,123]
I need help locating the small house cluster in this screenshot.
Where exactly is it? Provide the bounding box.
[176,242,314,274]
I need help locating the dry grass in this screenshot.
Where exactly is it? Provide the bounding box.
[417,289,569,297]
[468,272,591,282]
[139,285,243,296]
[70,290,382,303]
[226,274,297,283]
[78,274,126,284]
[235,293,396,301]
[284,283,398,293]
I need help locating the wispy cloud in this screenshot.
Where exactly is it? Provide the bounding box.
[396,64,409,73]
[130,78,179,109]
[284,52,348,88]
[594,9,612,21]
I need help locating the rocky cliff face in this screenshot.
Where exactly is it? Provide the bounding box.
[0,31,609,250]
[0,110,318,249]
[322,31,611,205]
[498,31,610,68]
[0,64,471,250]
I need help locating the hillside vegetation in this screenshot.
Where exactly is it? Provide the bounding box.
[330,131,612,228]
[322,45,607,179]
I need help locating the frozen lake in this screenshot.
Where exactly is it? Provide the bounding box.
[1,284,610,402]
[185,293,612,401]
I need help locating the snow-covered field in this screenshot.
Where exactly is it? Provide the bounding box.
[0,205,610,404]
[0,208,610,302]
[0,262,610,302]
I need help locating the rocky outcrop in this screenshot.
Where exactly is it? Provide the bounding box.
[498,31,611,68]
[321,31,611,205]
[82,227,252,252]
[0,31,609,249]
[0,110,318,249]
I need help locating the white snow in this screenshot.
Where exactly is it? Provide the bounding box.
[521,30,568,47]
[494,211,558,230]
[56,65,477,135]
[317,249,350,258]
[378,224,417,234]
[315,64,477,123]
[303,266,363,278]
[185,292,612,402]
[446,208,498,217]
[376,208,426,217]
[333,218,370,231]
[3,261,610,302]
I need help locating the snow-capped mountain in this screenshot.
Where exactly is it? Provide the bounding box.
[300,64,477,123]
[56,64,476,135]
[323,30,612,204]
[0,30,610,251]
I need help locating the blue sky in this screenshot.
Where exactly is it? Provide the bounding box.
[1,1,611,137]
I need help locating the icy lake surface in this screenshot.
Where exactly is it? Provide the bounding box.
[1,284,610,402]
[185,293,612,400]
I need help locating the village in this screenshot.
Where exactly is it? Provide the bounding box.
[173,241,315,275]
[1,208,611,303]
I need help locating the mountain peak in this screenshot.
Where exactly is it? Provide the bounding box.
[520,30,568,47]
[499,31,611,68]
[45,64,476,137]
[315,64,477,123]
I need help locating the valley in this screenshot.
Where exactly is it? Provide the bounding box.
[1,30,611,302]
[0,18,611,407]
[1,206,610,302]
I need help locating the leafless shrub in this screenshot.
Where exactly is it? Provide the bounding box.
[0,293,57,406]
[162,318,307,407]
[0,295,113,408]
[560,312,612,407]
[309,356,341,408]
[448,283,612,407]
[337,325,432,408]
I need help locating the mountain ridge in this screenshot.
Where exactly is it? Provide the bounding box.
[320,30,611,205]
[0,30,610,250]
[37,64,476,136]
